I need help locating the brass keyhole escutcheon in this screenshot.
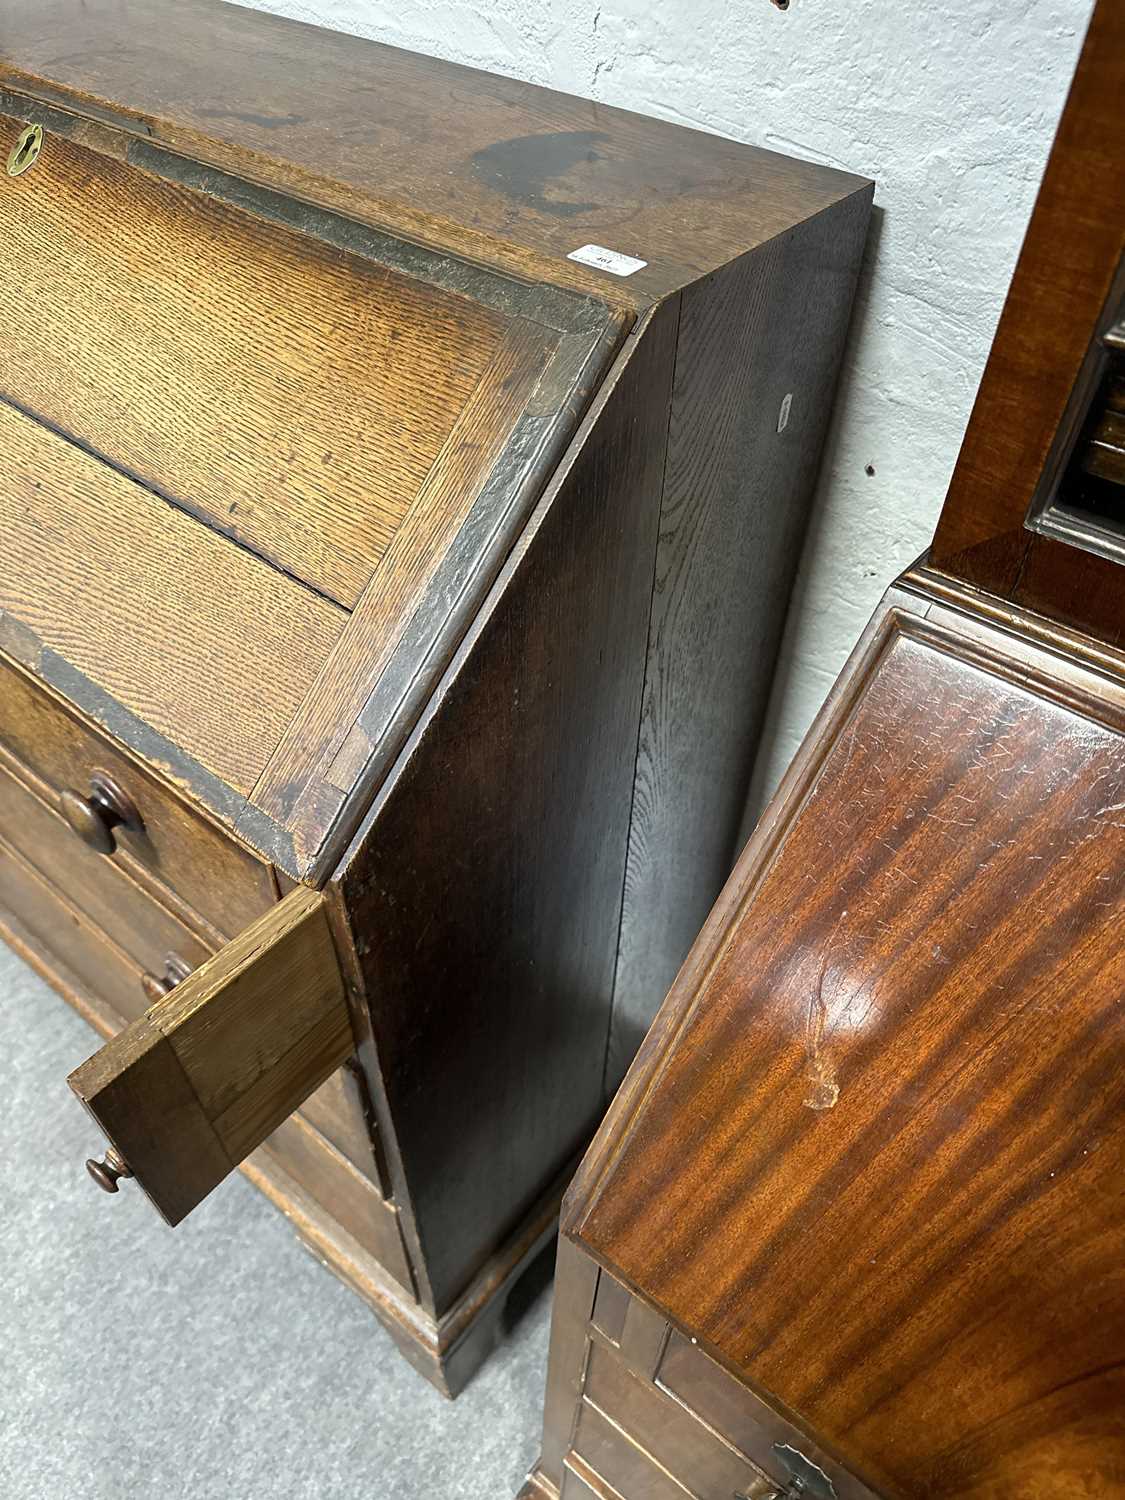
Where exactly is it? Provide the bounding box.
[7,124,43,177]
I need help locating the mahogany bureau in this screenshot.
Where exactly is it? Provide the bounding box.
[0,0,871,1392]
[523,2,1125,1493]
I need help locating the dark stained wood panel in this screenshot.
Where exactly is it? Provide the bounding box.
[336,303,679,1314]
[0,110,506,608]
[0,399,347,794]
[0,0,868,312]
[609,187,871,1082]
[578,617,1125,1499]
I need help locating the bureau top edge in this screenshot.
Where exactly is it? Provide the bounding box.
[0,0,871,313]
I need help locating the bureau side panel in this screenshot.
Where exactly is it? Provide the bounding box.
[607,186,872,1085]
[335,304,679,1314]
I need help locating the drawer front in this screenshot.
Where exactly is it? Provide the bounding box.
[658,1332,843,1492]
[258,1112,411,1290]
[570,1400,689,1500]
[68,886,355,1226]
[0,775,384,1242]
[563,1269,875,1500]
[559,1468,607,1500]
[0,759,214,996]
[581,1336,766,1498]
[0,833,144,1026]
[298,1063,385,1192]
[0,652,276,937]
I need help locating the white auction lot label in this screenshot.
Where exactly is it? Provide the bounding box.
[567,243,648,277]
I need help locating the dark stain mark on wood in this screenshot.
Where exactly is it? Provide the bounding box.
[470,130,609,217]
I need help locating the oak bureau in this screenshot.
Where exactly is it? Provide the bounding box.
[0,0,871,1392]
[523,2,1124,1493]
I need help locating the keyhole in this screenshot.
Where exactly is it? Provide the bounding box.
[7,125,43,178]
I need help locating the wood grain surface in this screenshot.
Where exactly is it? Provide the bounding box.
[931,0,1124,639]
[0,759,214,998]
[335,303,679,1315]
[257,1110,412,1290]
[0,399,346,795]
[0,111,503,608]
[245,317,561,857]
[0,651,277,938]
[0,0,868,311]
[609,185,872,1083]
[297,1063,385,1191]
[576,606,1125,1498]
[0,831,146,1029]
[527,1236,880,1500]
[69,886,352,1224]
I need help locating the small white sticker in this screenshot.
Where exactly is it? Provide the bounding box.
[777,392,793,433]
[567,243,648,278]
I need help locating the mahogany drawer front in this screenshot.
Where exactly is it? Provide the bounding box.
[0,758,214,991]
[559,1466,608,1500]
[658,1332,848,1494]
[0,834,145,1028]
[580,1335,767,1499]
[0,652,276,938]
[570,1399,690,1500]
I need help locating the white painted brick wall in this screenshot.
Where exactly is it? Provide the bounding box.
[237,0,1093,809]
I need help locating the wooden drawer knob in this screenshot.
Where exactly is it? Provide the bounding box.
[85,1146,133,1195]
[60,773,139,855]
[140,953,194,1005]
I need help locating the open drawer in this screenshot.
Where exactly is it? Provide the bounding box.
[69,885,353,1225]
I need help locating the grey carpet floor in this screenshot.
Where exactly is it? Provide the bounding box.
[0,943,550,1499]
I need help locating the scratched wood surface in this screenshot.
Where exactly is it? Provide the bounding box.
[0,111,504,609]
[576,611,1125,1498]
[0,0,867,312]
